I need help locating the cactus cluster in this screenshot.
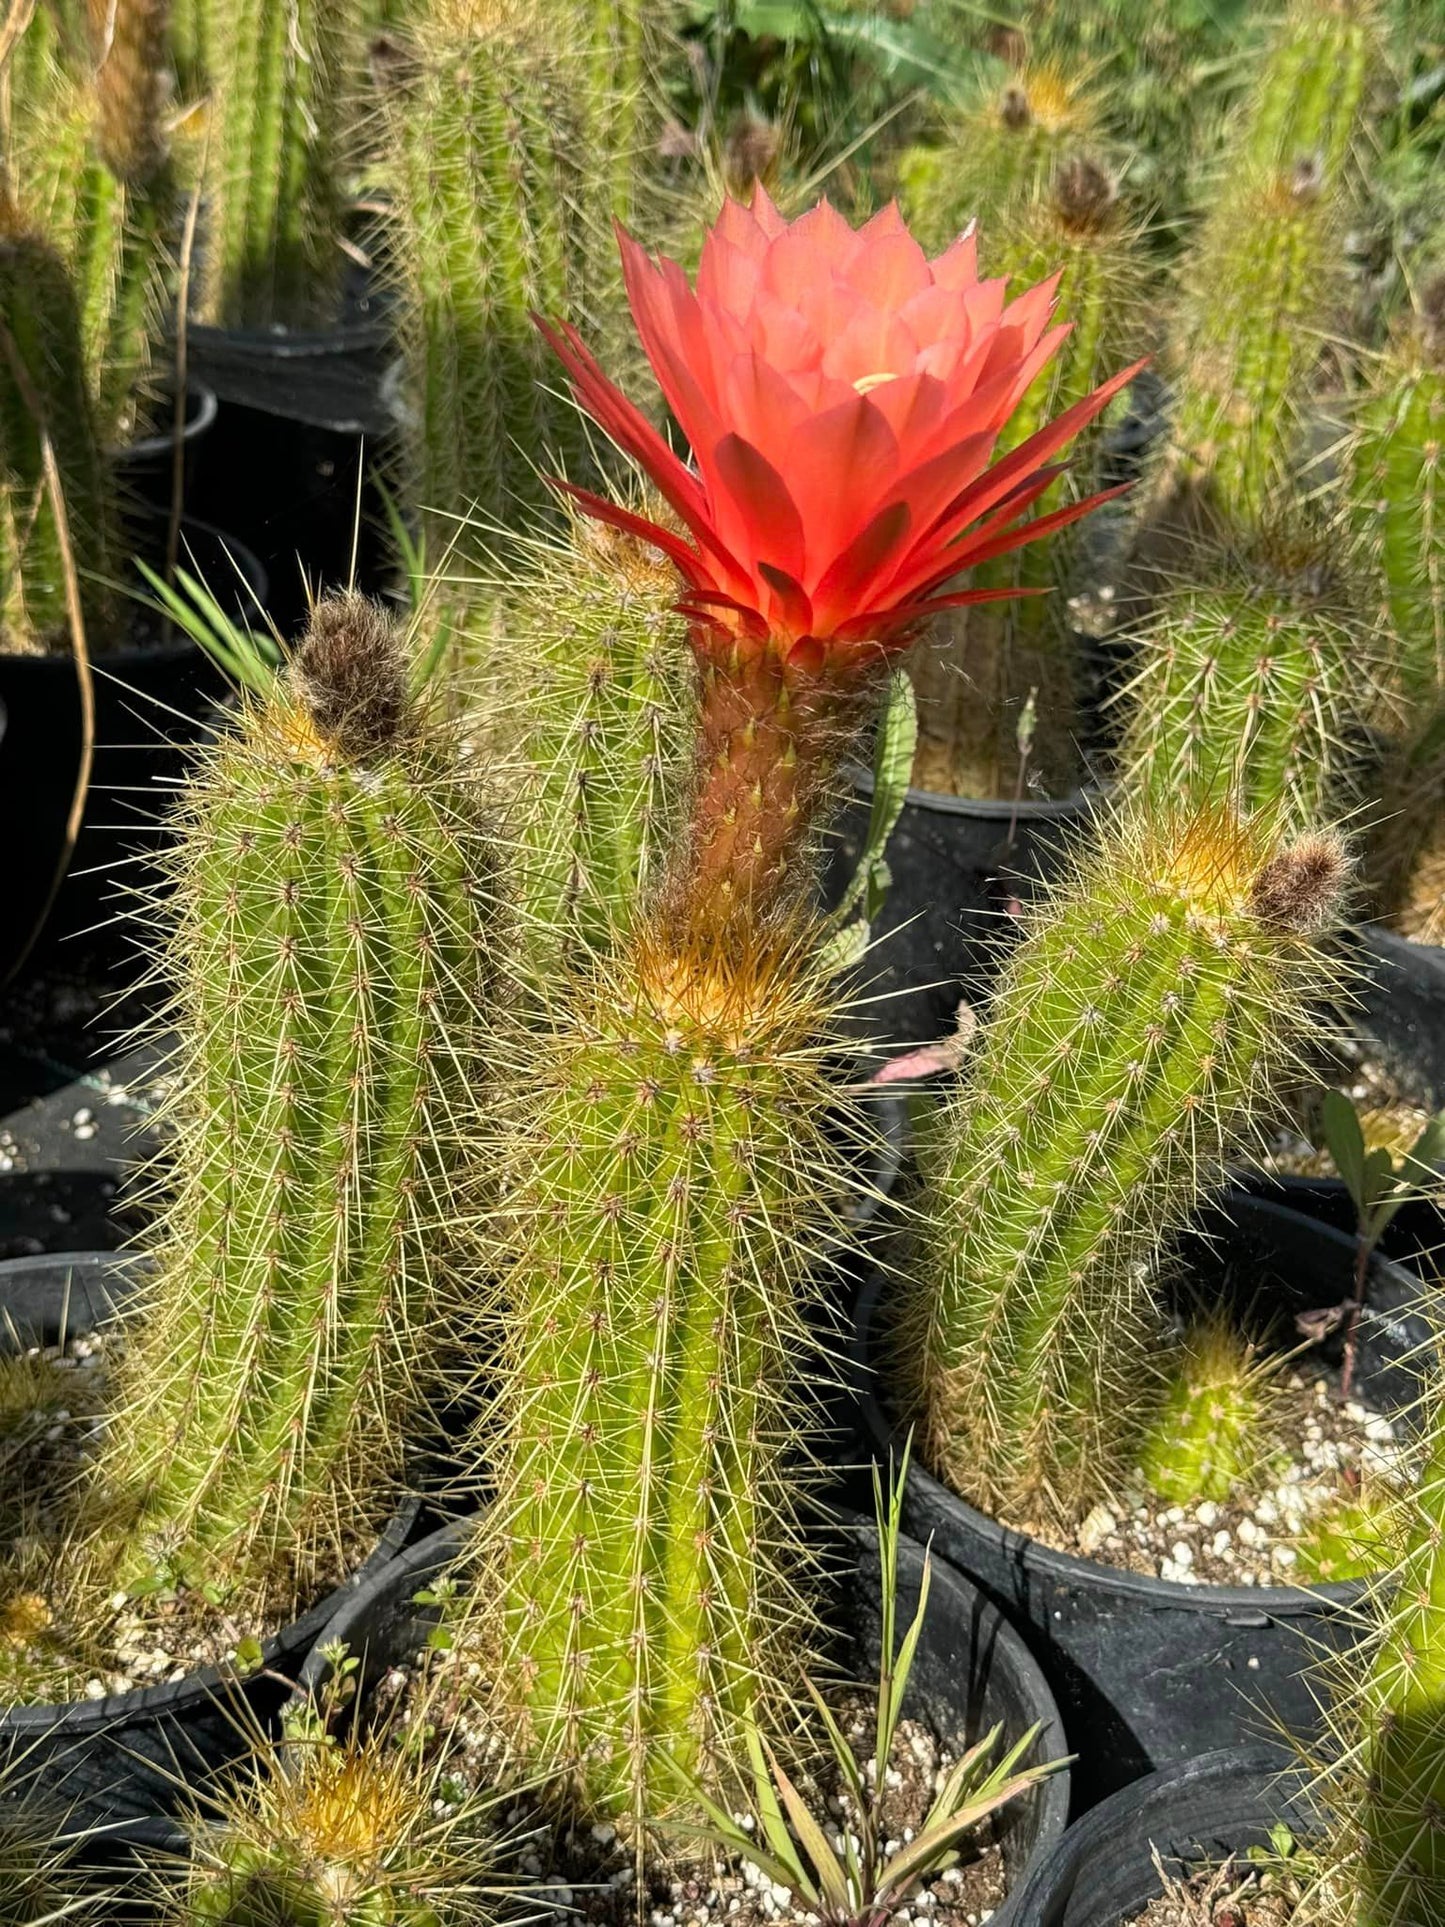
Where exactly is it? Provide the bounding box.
[82,592,502,1610]
[901,805,1347,1535]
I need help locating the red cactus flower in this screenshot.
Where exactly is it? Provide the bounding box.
[538,189,1143,674]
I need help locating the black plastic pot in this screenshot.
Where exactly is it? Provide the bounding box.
[0,512,267,981]
[0,1250,418,1844]
[826,778,1092,1049]
[850,1192,1429,1809]
[110,384,220,512]
[292,1514,1071,1926]
[185,322,397,633]
[1005,1747,1315,1926]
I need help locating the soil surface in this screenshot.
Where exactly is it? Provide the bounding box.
[1128,1852,1299,1924]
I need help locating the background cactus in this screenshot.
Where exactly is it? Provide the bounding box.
[197,0,363,328]
[1151,0,1375,533]
[468,918,862,1833]
[386,0,624,557]
[83,592,500,1609]
[908,153,1151,799]
[0,202,118,652]
[900,805,1347,1537]
[492,507,690,977]
[1113,531,1382,831]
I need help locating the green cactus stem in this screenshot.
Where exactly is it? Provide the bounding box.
[388,0,618,550]
[1235,0,1375,188]
[496,508,690,975]
[897,61,1104,258]
[0,207,118,652]
[1137,1317,1282,1507]
[902,805,1348,1537]
[86,592,500,1607]
[1114,532,1380,831]
[1351,1341,1445,1922]
[198,0,360,328]
[468,919,861,1832]
[908,154,1151,800]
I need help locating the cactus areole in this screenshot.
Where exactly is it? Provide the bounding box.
[540,190,1142,922]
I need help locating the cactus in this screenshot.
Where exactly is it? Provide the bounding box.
[198,0,361,329]
[387,0,618,550]
[0,1805,94,1924]
[496,507,691,975]
[897,61,1104,258]
[176,1726,485,1926]
[85,592,501,1607]
[1233,0,1376,188]
[0,204,118,652]
[909,155,1151,799]
[900,805,1348,1537]
[1137,1317,1283,1507]
[1114,532,1380,832]
[468,917,861,1833]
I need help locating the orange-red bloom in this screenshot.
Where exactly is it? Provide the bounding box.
[538,189,1143,672]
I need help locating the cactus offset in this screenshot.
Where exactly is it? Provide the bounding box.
[87,593,501,1608]
[198,0,361,328]
[1137,1317,1283,1507]
[494,507,690,975]
[470,919,859,1832]
[0,208,118,652]
[388,0,618,550]
[1114,532,1380,831]
[910,155,1151,799]
[902,807,1348,1537]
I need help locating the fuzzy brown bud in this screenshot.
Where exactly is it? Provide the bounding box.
[723,112,782,197]
[291,592,411,762]
[999,83,1033,131]
[1419,273,1445,367]
[88,0,170,185]
[1053,154,1117,233]
[1249,833,1347,932]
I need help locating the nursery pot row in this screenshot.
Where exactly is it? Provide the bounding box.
[849,1190,1430,1809]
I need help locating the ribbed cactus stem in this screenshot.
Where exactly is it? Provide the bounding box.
[1353,1344,1445,1922]
[906,808,1347,1534]
[506,513,689,971]
[92,595,499,1603]
[1137,1318,1280,1506]
[199,0,358,328]
[1115,538,1374,829]
[0,211,117,651]
[475,922,857,1830]
[1237,0,1374,185]
[391,0,612,544]
[910,156,1149,798]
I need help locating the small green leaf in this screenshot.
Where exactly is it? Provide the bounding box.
[1321,1089,1369,1212]
[232,1635,264,1676]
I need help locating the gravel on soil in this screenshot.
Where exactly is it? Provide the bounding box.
[1128,1850,1300,1925]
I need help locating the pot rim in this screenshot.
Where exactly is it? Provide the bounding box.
[852,1193,1417,1619]
[845,764,1095,822]
[0,1249,420,1735]
[110,383,220,466]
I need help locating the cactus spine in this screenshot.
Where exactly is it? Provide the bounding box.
[89,594,500,1605]
[910,156,1151,798]
[903,806,1347,1535]
[388,0,618,552]
[472,920,856,1832]
[0,207,118,651]
[1136,1318,1282,1507]
[1154,1,1374,530]
[1115,537,1378,829]
[198,0,361,328]
[498,510,690,974]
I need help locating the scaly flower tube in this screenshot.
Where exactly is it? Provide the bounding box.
[540,189,1142,924]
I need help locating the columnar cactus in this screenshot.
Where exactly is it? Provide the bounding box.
[500,508,690,974]
[472,922,858,1831]
[903,806,1347,1535]
[898,61,1104,258]
[1137,1318,1281,1507]
[1154,0,1374,530]
[198,0,362,328]
[0,205,118,651]
[910,155,1151,799]
[1114,533,1379,830]
[90,593,501,1605]
[388,0,619,549]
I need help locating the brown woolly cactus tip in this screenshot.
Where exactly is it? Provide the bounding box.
[1288,153,1324,203]
[88,0,170,185]
[1419,272,1445,365]
[290,592,412,762]
[1249,833,1348,931]
[723,111,783,197]
[999,82,1033,131]
[1053,153,1118,232]
[984,22,1028,67]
